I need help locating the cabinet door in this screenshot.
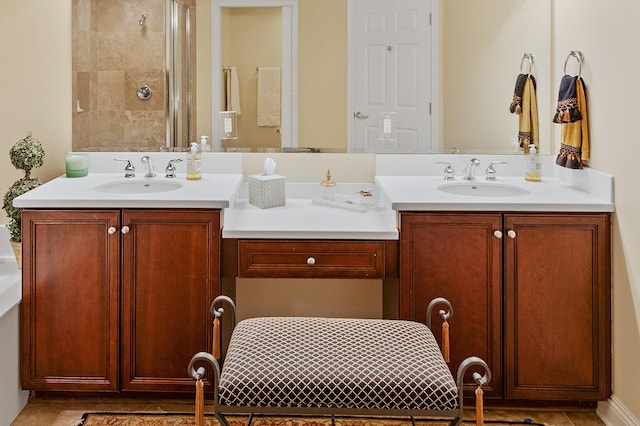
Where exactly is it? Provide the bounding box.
[121,209,220,392]
[21,209,120,391]
[399,213,502,398]
[504,213,611,400]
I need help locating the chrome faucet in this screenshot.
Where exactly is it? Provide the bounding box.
[462,158,481,180]
[141,156,156,177]
[114,158,135,178]
[165,158,183,178]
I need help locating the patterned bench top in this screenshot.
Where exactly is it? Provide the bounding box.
[218,317,458,411]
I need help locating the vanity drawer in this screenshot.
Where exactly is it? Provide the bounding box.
[238,240,385,279]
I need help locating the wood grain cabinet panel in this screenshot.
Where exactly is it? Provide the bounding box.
[121,209,220,392]
[21,208,221,393]
[399,212,503,399]
[21,210,120,391]
[238,240,385,279]
[399,211,611,402]
[503,213,611,400]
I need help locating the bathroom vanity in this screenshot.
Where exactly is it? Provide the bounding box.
[15,167,242,393]
[13,153,614,404]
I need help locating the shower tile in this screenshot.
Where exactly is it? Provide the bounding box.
[125,70,166,111]
[98,71,125,111]
[92,111,125,148]
[97,0,125,33]
[123,110,166,149]
[125,0,165,33]
[98,32,125,71]
[124,31,165,70]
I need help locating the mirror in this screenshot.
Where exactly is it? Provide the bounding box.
[72,0,552,154]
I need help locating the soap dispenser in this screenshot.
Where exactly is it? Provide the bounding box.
[320,169,336,200]
[186,142,202,180]
[524,144,541,182]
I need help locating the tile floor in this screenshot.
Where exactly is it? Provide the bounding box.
[10,397,606,426]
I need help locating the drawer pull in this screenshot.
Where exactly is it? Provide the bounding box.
[121,226,130,234]
[507,229,516,239]
[108,227,117,235]
[307,257,316,266]
[493,230,503,239]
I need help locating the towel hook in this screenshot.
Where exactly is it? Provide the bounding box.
[563,50,583,77]
[520,53,534,75]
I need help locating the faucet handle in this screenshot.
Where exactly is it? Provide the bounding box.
[485,161,507,181]
[436,161,455,181]
[165,158,183,178]
[114,158,135,178]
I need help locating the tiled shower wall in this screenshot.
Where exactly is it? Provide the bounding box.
[73,0,167,151]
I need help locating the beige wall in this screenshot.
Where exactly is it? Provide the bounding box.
[298,0,348,151]
[222,7,283,150]
[0,0,72,188]
[552,1,640,419]
[442,0,552,155]
[1,0,640,419]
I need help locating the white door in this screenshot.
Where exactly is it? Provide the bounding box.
[350,0,433,153]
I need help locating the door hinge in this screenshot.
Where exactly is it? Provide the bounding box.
[429,12,432,26]
[429,102,432,116]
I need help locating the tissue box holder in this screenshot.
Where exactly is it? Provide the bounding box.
[249,174,286,209]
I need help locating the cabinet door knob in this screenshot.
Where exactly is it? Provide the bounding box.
[108,227,117,235]
[121,226,130,234]
[507,229,516,239]
[493,230,503,239]
[307,257,316,266]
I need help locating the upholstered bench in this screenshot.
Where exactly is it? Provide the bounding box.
[188,296,490,426]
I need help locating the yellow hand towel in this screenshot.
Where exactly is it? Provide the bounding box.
[517,75,539,152]
[257,67,281,127]
[556,77,589,169]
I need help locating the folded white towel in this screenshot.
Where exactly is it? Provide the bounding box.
[226,66,241,115]
[257,66,281,127]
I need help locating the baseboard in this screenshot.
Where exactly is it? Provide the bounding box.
[598,395,640,426]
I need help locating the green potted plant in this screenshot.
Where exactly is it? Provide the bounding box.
[2,133,45,268]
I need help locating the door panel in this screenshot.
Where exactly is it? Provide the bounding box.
[399,212,503,398]
[504,213,611,400]
[21,210,120,391]
[121,209,220,392]
[352,0,433,153]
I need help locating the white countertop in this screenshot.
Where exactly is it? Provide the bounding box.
[222,183,399,240]
[13,173,243,209]
[375,175,614,212]
[10,154,614,242]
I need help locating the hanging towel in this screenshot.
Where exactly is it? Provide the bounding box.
[552,75,581,123]
[225,66,241,115]
[257,67,281,127]
[510,74,539,151]
[509,73,528,114]
[555,76,589,169]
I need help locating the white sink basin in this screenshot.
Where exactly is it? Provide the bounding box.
[93,180,183,194]
[437,182,531,197]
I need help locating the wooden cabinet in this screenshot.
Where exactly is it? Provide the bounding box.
[399,213,503,398]
[121,209,220,392]
[503,213,611,400]
[399,211,611,402]
[237,240,387,279]
[21,208,220,393]
[21,210,120,391]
